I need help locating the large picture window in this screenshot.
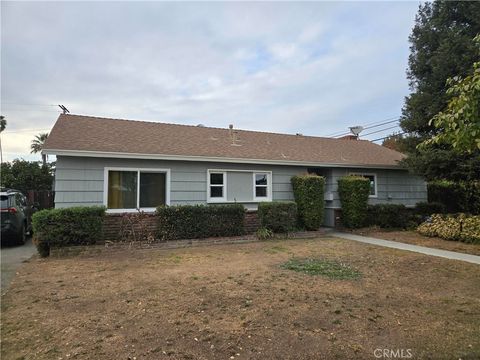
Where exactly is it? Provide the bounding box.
[105,168,170,211]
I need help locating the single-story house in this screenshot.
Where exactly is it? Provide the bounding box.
[43,114,427,227]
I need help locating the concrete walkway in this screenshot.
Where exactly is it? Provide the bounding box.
[331,232,480,265]
[1,238,36,293]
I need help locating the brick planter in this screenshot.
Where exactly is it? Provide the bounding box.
[102,210,260,242]
[49,228,330,258]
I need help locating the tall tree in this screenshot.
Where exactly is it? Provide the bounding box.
[420,52,480,153]
[1,160,54,193]
[0,115,6,164]
[382,133,404,152]
[30,132,49,166]
[400,1,480,180]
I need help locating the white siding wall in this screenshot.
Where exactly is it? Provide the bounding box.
[54,156,306,209]
[54,156,427,226]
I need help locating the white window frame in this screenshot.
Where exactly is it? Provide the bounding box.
[103,167,171,213]
[207,169,272,203]
[252,172,272,202]
[207,170,227,203]
[350,172,377,198]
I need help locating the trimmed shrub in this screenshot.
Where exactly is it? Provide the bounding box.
[366,204,409,229]
[462,216,480,244]
[291,175,325,230]
[257,201,297,233]
[428,180,479,214]
[417,213,480,243]
[338,176,370,228]
[32,206,106,257]
[156,204,245,240]
[414,202,446,217]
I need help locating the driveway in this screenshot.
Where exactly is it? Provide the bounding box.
[1,238,36,293]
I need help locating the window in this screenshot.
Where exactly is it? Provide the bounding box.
[254,173,269,199]
[208,172,226,202]
[105,168,170,211]
[350,173,377,197]
[207,170,272,203]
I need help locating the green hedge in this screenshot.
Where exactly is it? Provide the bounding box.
[156,204,245,240]
[414,202,446,217]
[428,180,480,214]
[366,204,409,229]
[257,201,297,233]
[338,176,370,228]
[291,175,325,230]
[417,214,480,244]
[32,206,106,257]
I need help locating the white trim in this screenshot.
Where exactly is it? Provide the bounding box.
[350,172,378,198]
[44,149,404,170]
[206,170,227,203]
[252,172,272,202]
[104,167,171,212]
[207,169,273,204]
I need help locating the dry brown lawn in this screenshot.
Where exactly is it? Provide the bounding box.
[1,237,479,360]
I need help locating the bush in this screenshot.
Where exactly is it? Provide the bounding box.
[417,213,480,243]
[291,175,325,230]
[338,176,370,228]
[428,180,479,214]
[414,202,446,217]
[156,204,245,240]
[256,227,274,240]
[462,216,480,244]
[257,202,297,233]
[366,204,409,228]
[32,206,106,257]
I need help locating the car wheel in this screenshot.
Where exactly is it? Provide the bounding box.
[17,224,26,245]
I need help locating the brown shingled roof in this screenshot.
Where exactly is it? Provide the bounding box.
[43,114,405,168]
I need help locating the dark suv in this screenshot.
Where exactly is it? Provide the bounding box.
[0,189,35,245]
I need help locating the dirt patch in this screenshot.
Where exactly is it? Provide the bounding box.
[350,228,480,256]
[1,237,479,359]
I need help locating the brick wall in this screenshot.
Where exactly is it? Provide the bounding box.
[102,210,260,242]
[245,211,260,234]
[103,213,158,241]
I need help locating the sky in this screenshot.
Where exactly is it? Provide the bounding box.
[1,1,420,162]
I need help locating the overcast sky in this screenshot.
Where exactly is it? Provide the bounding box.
[1,1,420,162]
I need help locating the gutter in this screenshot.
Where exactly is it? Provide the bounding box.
[42,148,405,170]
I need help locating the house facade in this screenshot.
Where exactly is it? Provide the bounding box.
[44,114,427,227]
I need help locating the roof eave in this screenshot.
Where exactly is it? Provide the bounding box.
[43,148,405,170]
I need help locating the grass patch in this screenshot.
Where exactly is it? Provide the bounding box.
[281,258,361,280]
[264,245,289,254]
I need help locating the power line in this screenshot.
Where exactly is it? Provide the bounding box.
[363,118,399,131]
[371,132,405,142]
[324,116,400,137]
[1,102,57,107]
[361,124,401,137]
[6,128,51,133]
[1,109,61,113]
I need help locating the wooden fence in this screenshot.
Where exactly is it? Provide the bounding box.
[26,190,54,209]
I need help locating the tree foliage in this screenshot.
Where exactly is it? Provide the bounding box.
[420,53,480,153]
[30,132,49,165]
[0,159,54,192]
[400,1,480,180]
